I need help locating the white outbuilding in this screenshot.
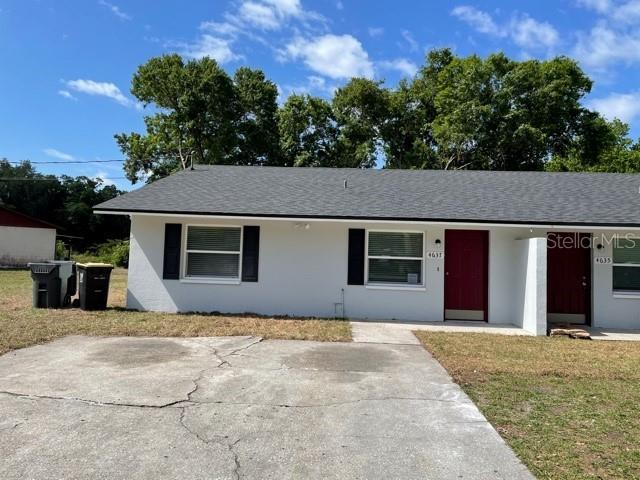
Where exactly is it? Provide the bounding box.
[0,206,56,267]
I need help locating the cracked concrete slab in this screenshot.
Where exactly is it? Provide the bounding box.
[0,336,533,479]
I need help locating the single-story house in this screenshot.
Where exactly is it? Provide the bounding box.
[0,206,56,267]
[95,166,640,335]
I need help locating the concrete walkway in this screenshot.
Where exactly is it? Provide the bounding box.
[587,327,640,341]
[0,336,533,479]
[351,320,531,344]
[351,321,421,344]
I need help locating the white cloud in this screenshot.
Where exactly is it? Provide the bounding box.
[451,5,502,35]
[587,91,640,123]
[264,0,301,16]
[576,0,612,13]
[401,30,419,52]
[98,0,131,21]
[182,0,318,64]
[378,58,418,77]
[368,27,384,37]
[237,0,303,30]
[43,148,74,161]
[94,171,116,187]
[284,34,374,79]
[610,0,640,24]
[510,16,559,49]
[239,1,280,29]
[577,0,640,23]
[574,23,640,69]
[280,75,338,100]
[65,79,136,108]
[180,34,240,63]
[58,90,77,101]
[200,21,241,37]
[451,6,559,50]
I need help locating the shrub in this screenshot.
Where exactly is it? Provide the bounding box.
[55,240,68,260]
[73,239,129,267]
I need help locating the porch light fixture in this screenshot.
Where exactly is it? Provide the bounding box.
[434,238,442,245]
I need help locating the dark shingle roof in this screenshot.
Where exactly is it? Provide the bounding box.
[95,166,640,227]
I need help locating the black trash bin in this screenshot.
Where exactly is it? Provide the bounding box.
[77,263,114,311]
[28,263,61,308]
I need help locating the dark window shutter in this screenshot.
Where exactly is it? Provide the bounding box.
[163,223,182,280]
[348,229,365,285]
[242,226,260,282]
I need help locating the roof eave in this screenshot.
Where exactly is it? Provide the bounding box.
[93,208,640,230]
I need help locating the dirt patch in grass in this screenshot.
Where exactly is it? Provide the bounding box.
[415,331,640,479]
[0,269,351,356]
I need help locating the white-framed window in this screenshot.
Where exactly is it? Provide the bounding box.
[366,230,424,286]
[184,225,242,281]
[613,237,640,293]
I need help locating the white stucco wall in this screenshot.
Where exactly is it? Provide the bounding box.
[513,237,547,335]
[128,215,447,321]
[591,230,640,329]
[126,215,640,329]
[0,226,56,266]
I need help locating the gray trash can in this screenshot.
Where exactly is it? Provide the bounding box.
[48,260,76,306]
[28,263,61,309]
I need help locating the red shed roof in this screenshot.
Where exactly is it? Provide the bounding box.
[0,206,57,230]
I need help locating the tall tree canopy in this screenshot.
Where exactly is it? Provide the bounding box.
[116,49,639,179]
[116,55,281,183]
[278,94,338,167]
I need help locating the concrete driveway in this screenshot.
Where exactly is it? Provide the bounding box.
[0,336,532,479]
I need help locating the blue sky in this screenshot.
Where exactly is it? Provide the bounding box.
[1,0,639,190]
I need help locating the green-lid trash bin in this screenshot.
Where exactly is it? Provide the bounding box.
[28,263,61,309]
[77,263,114,311]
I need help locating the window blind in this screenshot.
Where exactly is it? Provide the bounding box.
[368,232,423,257]
[367,231,424,285]
[613,238,640,291]
[185,226,241,279]
[187,227,241,252]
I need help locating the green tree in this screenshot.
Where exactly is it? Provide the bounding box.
[382,49,598,171]
[332,78,389,168]
[116,55,240,183]
[547,119,640,173]
[278,94,339,167]
[382,79,438,169]
[421,51,593,170]
[233,67,281,166]
[0,160,64,220]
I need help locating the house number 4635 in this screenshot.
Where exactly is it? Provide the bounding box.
[594,257,612,265]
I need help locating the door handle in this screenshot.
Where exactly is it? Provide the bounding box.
[582,282,587,287]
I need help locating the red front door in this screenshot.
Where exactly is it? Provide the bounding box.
[547,232,591,325]
[444,230,489,321]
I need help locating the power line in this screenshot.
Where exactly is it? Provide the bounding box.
[4,159,126,165]
[0,176,129,182]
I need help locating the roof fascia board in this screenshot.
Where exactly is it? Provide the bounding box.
[94,209,640,231]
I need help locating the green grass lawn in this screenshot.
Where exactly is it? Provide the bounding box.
[415,331,640,480]
[0,269,351,355]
